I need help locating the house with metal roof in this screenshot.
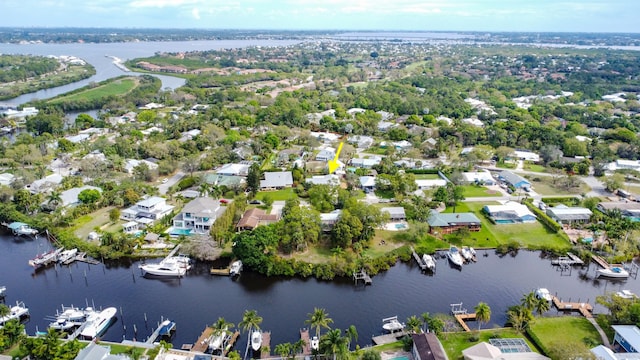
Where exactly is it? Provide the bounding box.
[462,170,496,185]
[306,174,340,186]
[546,205,592,225]
[613,325,640,353]
[359,176,376,192]
[483,201,536,224]
[350,157,382,168]
[597,201,640,220]
[427,210,481,234]
[75,341,131,360]
[259,171,293,190]
[412,333,448,360]
[381,207,406,221]
[216,163,250,177]
[499,170,531,190]
[320,210,342,231]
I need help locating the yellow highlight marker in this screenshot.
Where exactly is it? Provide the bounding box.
[328,142,344,174]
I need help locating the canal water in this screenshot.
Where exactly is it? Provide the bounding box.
[0,233,637,350]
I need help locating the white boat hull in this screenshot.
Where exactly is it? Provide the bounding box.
[81,307,117,339]
[597,267,629,279]
[447,247,464,267]
[251,330,262,351]
[139,259,187,277]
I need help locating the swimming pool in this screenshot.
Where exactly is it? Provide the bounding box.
[390,356,410,360]
[395,223,407,229]
[168,227,192,236]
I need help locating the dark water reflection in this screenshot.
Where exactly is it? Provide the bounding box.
[0,234,636,351]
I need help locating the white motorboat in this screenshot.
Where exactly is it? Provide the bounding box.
[382,316,405,332]
[29,247,63,268]
[80,307,117,339]
[229,260,243,276]
[8,222,38,236]
[0,301,29,325]
[251,330,262,351]
[310,336,319,350]
[54,305,87,322]
[208,327,227,351]
[49,317,77,331]
[58,248,78,264]
[0,286,5,297]
[461,246,473,262]
[535,288,553,302]
[158,319,176,337]
[139,258,187,277]
[597,266,629,279]
[422,254,436,271]
[616,290,637,299]
[168,254,192,270]
[447,246,464,267]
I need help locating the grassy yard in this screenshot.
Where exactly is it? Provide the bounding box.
[441,202,571,251]
[73,206,116,240]
[527,175,590,196]
[461,185,501,197]
[414,173,441,180]
[523,163,546,173]
[528,317,602,354]
[496,161,517,169]
[256,188,297,201]
[440,328,539,360]
[50,77,137,103]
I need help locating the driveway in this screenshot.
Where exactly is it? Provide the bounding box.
[271,201,285,217]
[158,171,185,195]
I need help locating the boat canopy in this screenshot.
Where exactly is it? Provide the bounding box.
[8,222,29,230]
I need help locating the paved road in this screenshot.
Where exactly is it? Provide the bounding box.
[158,171,185,195]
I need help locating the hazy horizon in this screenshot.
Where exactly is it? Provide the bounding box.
[2,0,639,33]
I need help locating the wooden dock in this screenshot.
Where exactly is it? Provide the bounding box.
[210,267,231,276]
[371,331,408,345]
[191,326,213,353]
[300,329,312,355]
[591,255,611,269]
[552,296,593,318]
[551,253,584,266]
[224,331,240,355]
[260,331,271,358]
[411,247,427,270]
[353,270,372,285]
[454,313,476,332]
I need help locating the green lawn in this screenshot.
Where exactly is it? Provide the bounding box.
[50,77,137,103]
[73,206,116,240]
[496,161,517,169]
[528,317,602,354]
[256,188,297,201]
[527,175,590,196]
[441,202,571,251]
[523,163,546,173]
[414,173,441,180]
[461,185,500,197]
[440,329,539,360]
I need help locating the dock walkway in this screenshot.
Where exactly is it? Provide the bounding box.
[591,255,611,269]
[191,327,213,353]
[454,313,476,332]
[411,247,427,270]
[353,270,372,285]
[300,329,311,355]
[552,296,593,318]
[371,331,409,345]
[260,331,271,359]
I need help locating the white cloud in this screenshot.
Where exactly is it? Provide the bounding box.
[192,7,200,19]
[129,0,201,8]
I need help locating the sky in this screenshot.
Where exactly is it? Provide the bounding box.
[1,0,639,33]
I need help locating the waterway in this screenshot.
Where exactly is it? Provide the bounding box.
[0,39,300,105]
[1,233,638,351]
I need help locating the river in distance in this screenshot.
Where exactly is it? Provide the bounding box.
[1,233,638,351]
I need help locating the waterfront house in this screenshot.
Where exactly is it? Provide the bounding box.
[412,333,448,360]
[75,340,131,360]
[216,163,250,177]
[483,202,536,224]
[236,208,279,231]
[612,325,640,353]
[121,196,174,226]
[591,344,640,359]
[596,201,640,221]
[427,210,481,234]
[462,340,549,360]
[546,205,592,225]
[260,171,294,190]
[499,170,531,190]
[462,170,496,185]
[381,207,406,221]
[122,221,139,235]
[172,197,226,235]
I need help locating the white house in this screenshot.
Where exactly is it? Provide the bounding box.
[347,135,374,149]
[124,159,159,174]
[121,196,175,226]
[216,163,250,177]
[260,171,294,189]
[392,140,413,150]
[416,179,447,190]
[513,150,540,162]
[483,201,536,224]
[0,173,15,186]
[172,197,226,235]
[350,157,382,168]
[315,147,336,162]
[377,121,397,131]
[28,174,64,194]
[607,159,640,172]
[462,170,495,185]
[462,118,484,127]
[59,185,102,207]
[359,176,376,192]
[309,131,341,143]
[306,174,340,186]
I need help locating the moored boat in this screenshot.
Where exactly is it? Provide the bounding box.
[382,316,405,332]
[29,247,63,268]
[208,327,227,351]
[58,248,78,264]
[0,286,5,297]
[310,335,319,350]
[80,307,117,339]
[461,246,473,262]
[422,254,436,271]
[8,222,38,236]
[597,266,629,279]
[535,288,553,302]
[0,301,29,325]
[251,330,262,351]
[616,290,637,299]
[447,246,464,267]
[139,258,187,277]
[158,319,176,337]
[229,260,243,276]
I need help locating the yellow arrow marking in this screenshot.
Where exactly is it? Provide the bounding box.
[328,141,344,174]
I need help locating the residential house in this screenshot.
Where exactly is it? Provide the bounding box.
[513,150,540,162]
[612,325,640,353]
[316,147,336,162]
[122,221,139,235]
[309,131,341,143]
[377,121,397,131]
[381,207,406,221]
[499,170,531,190]
[412,333,448,360]
[75,341,131,360]
[350,157,382,169]
[121,196,175,227]
[347,135,374,149]
[359,176,376,192]
[236,208,279,231]
[65,133,90,143]
[463,340,549,360]
[216,163,250,177]
[462,117,484,127]
[28,174,64,194]
[320,210,342,231]
[346,108,366,117]
[427,210,481,234]
[416,179,447,190]
[306,174,340,186]
[392,140,413,150]
[546,205,592,225]
[591,345,640,360]
[260,171,294,190]
[377,111,394,121]
[277,148,303,166]
[59,186,102,207]
[172,197,226,235]
[203,173,245,188]
[483,202,537,224]
[462,170,495,185]
[608,159,640,172]
[124,159,159,174]
[0,173,15,186]
[179,129,201,142]
[597,202,640,220]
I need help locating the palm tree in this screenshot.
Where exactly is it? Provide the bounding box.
[0,304,10,319]
[406,315,422,334]
[306,307,333,338]
[534,297,551,316]
[344,325,358,351]
[521,291,538,311]
[420,312,432,333]
[474,302,491,331]
[47,190,62,208]
[274,343,292,360]
[239,310,263,360]
[292,338,306,356]
[319,329,348,360]
[210,317,235,350]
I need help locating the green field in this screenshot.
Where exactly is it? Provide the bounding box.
[50,77,137,103]
[528,317,602,355]
[441,202,571,250]
[461,185,500,197]
[527,175,590,196]
[440,329,539,359]
[256,188,297,201]
[414,173,441,180]
[523,163,546,173]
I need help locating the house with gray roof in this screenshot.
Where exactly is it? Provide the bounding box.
[612,325,640,353]
[59,185,102,207]
[350,157,382,168]
[546,205,592,225]
[306,174,340,186]
[75,341,130,360]
[359,176,376,192]
[427,210,481,234]
[499,170,531,190]
[172,197,226,235]
[381,207,406,221]
[260,171,293,190]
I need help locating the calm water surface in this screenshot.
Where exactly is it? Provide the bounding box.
[0,233,637,350]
